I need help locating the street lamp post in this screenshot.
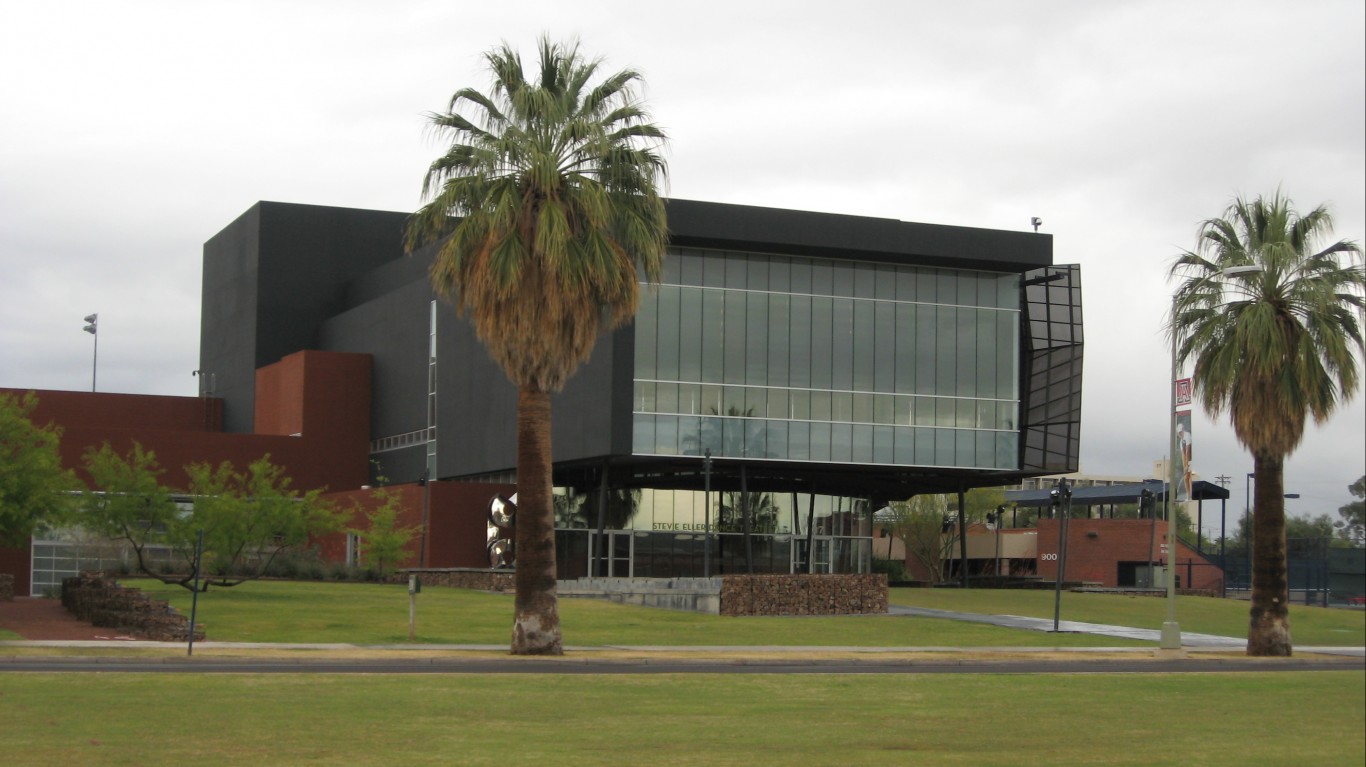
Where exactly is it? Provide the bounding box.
[1051,478,1071,632]
[1162,295,1182,650]
[1244,471,1255,593]
[82,313,98,392]
[703,449,712,578]
[1165,264,1266,650]
[991,505,1004,578]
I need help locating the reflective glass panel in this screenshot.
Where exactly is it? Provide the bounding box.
[633,248,1023,469]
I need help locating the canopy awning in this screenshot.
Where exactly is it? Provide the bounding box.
[1004,479,1230,508]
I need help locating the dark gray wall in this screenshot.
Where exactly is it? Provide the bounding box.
[252,202,409,368]
[664,199,1052,270]
[201,201,410,433]
[200,204,261,434]
[436,308,630,480]
[320,277,433,439]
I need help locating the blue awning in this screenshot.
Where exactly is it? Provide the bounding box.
[1004,479,1230,507]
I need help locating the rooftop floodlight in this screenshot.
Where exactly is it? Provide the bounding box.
[1031,217,1042,232]
[81,312,98,392]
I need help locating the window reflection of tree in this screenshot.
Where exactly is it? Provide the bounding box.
[553,487,640,530]
[717,490,777,534]
[682,404,771,459]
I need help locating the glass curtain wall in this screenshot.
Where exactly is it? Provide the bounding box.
[555,248,1022,579]
[633,248,1021,469]
[554,488,874,578]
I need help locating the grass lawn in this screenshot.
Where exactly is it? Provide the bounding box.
[115,579,1366,648]
[2,671,1361,766]
[123,579,1146,647]
[889,588,1366,647]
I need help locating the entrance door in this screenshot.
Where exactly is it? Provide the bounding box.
[792,537,833,573]
[590,531,634,577]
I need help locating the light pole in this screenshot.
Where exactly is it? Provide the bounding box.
[1051,478,1071,632]
[989,505,1004,578]
[418,470,431,569]
[82,313,98,392]
[1166,264,1265,650]
[1244,471,1254,592]
[703,449,712,578]
[1162,292,1183,650]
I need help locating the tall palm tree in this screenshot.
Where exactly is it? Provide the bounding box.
[406,38,667,655]
[1168,192,1363,656]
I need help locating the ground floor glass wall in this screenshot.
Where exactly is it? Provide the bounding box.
[29,531,173,596]
[553,486,873,579]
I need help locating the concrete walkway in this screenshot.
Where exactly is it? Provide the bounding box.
[888,605,1239,646]
[886,605,1364,657]
[3,606,1361,658]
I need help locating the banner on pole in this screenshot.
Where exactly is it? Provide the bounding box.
[1175,378,1192,408]
[1174,410,1192,502]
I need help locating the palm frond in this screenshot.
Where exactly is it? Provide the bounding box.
[406,36,669,393]
[1168,192,1363,457]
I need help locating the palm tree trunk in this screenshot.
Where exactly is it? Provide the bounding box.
[1247,451,1291,656]
[511,386,563,655]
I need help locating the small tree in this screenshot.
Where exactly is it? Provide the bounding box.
[960,487,1006,524]
[1338,476,1365,546]
[184,456,345,588]
[0,391,79,545]
[81,441,181,577]
[82,445,345,592]
[349,487,421,578]
[885,494,956,584]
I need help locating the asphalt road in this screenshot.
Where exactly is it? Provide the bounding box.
[3,656,1361,675]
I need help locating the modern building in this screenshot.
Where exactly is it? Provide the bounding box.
[198,199,1084,580]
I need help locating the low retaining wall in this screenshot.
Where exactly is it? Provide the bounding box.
[720,574,888,616]
[61,573,204,641]
[1073,586,1221,598]
[413,570,888,616]
[399,568,515,593]
[560,577,722,614]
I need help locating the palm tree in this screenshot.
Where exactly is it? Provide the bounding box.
[405,38,668,655]
[1169,192,1363,656]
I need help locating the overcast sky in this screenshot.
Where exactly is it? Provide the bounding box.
[2,0,1362,532]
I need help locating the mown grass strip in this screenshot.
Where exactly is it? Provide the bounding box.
[122,579,1149,647]
[2,671,1361,766]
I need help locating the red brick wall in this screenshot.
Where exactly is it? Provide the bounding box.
[255,350,372,488]
[1038,518,1165,586]
[318,481,515,569]
[0,351,373,590]
[425,482,516,568]
[1036,518,1221,589]
[8,388,222,433]
[0,545,29,597]
[4,352,371,494]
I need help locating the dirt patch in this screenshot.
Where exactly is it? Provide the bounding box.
[0,597,142,641]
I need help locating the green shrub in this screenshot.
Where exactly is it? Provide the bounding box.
[872,559,907,581]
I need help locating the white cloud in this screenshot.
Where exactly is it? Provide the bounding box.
[1,0,1362,515]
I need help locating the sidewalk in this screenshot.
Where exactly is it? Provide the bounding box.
[885,605,1364,657]
[3,605,1360,658]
